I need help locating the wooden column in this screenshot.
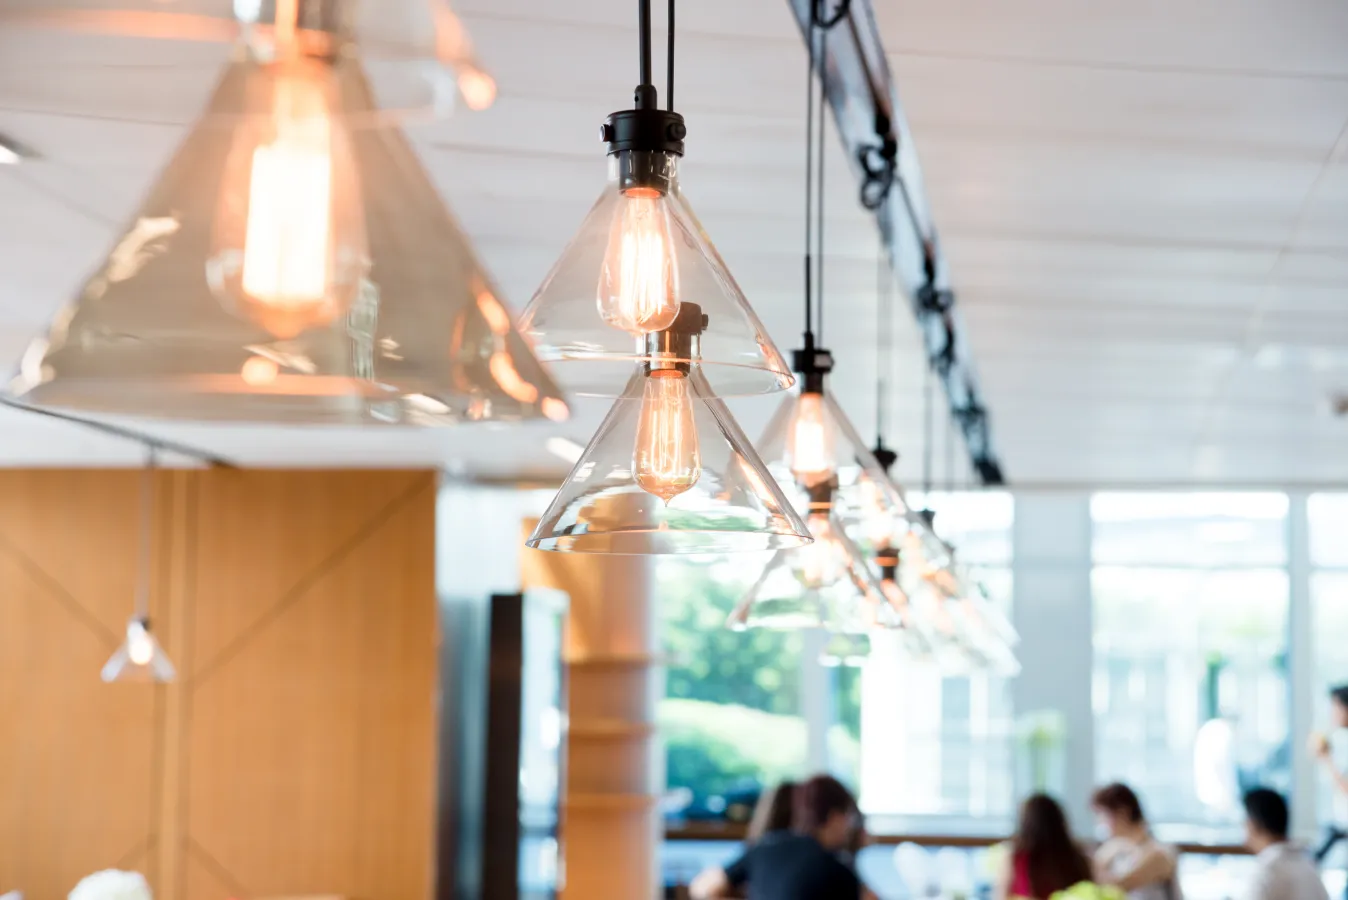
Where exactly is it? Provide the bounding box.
[521,520,659,900]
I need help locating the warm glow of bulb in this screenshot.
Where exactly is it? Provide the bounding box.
[859,476,897,545]
[240,355,279,386]
[490,351,539,404]
[542,397,570,422]
[458,68,497,111]
[633,370,700,502]
[787,392,834,487]
[208,62,367,340]
[127,621,155,666]
[241,113,332,313]
[793,513,843,589]
[598,188,680,334]
[476,290,511,335]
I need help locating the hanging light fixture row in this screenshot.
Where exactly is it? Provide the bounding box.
[523,0,810,555]
[725,3,1018,676]
[11,0,566,425]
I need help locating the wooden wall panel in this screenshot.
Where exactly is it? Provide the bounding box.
[0,471,163,900]
[0,469,438,900]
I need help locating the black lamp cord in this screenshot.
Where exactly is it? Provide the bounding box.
[814,22,827,347]
[874,236,889,446]
[922,360,935,497]
[636,0,677,110]
[800,0,850,348]
[802,14,816,341]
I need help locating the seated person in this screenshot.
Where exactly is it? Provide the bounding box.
[1242,788,1328,900]
[1091,783,1180,899]
[689,775,874,900]
[995,793,1094,900]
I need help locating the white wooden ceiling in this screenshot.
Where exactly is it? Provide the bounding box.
[0,0,1344,486]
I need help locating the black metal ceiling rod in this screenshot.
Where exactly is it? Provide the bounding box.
[785,0,1005,486]
[0,398,235,467]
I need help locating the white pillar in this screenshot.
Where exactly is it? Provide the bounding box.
[1011,491,1095,829]
[1288,491,1317,841]
[800,628,833,774]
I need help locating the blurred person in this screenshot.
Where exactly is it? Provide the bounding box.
[1311,684,1348,897]
[745,780,798,845]
[994,793,1094,900]
[1091,783,1181,900]
[1242,788,1328,900]
[690,774,875,900]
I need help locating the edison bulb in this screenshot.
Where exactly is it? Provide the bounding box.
[208,60,367,339]
[791,513,844,589]
[598,188,680,334]
[786,392,834,487]
[633,370,700,502]
[126,620,155,667]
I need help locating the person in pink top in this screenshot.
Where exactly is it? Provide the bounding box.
[995,794,1094,900]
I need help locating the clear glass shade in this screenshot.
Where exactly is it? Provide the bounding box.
[758,387,910,531]
[6,0,497,120]
[526,367,810,554]
[102,617,176,683]
[9,55,567,424]
[728,511,890,632]
[519,151,793,398]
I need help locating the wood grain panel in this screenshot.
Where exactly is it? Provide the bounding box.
[0,471,163,900]
[0,469,438,900]
[185,470,430,679]
[180,470,436,900]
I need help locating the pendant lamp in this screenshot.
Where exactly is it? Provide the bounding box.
[523,0,807,554]
[525,347,810,554]
[10,0,567,425]
[872,543,937,662]
[103,448,175,683]
[756,27,908,535]
[517,0,792,399]
[727,482,905,633]
[726,514,887,632]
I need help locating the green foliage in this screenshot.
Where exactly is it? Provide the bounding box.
[657,561,862,798]
[659,559,803,716]
[661,698,808,795]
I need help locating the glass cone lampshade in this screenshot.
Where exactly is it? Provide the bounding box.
[759,385,910,531]
[519,151,792,399]
[526,364,809,554]
[728,510,889,631]
[955,589,1022,677]
[9,48,566,423]
[102,616,176,684]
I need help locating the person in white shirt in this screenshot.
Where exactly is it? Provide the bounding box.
[1310,684,1348,900]
[1243,788,1329,900]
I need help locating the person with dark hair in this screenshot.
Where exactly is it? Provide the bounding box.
[690,775,874,900]
[745,780,797,846]
[994,794,1094,899]
[1311,684,1348,898]
[1091,783,1180,899]
[1243,788,1328,900]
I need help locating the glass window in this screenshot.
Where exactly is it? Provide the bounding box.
[1091,493,1290,828]
[1092,492,1289,568]
[859,491,1016,825]
[659,555,807,819]
[1310,494,1348,568]
[1311,494,1348,828]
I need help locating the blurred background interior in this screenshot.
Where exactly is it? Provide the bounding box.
[0,0,1346,898]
